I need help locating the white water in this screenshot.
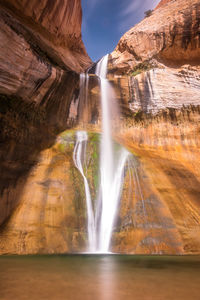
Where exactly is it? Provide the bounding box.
[95,55,129,253]
[74,55,130,253]
[73,131,96,252]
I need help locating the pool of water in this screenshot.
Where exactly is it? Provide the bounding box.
[0,255,200,300]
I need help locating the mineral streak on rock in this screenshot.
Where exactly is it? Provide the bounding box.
[110,65,200,114]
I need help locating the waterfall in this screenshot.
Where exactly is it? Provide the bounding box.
[73,55,130,253]
[95,55,129,253]
[73,131,96,252]
[98,148,129,252]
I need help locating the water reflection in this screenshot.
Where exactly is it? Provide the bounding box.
[0,255,200,300]
[97,256,116,300]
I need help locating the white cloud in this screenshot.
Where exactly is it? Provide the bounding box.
[82,0,101,39]
[83,0,104,19]
[121,1,141,17]
[82,0,104,34]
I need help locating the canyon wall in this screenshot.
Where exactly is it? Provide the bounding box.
[0,0,91,108]
[0,0,90,73]
[0,0,91,249]
[0,131,98,254]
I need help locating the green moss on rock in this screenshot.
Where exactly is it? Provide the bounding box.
[129,61,156,77]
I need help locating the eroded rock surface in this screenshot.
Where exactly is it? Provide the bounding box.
[110,65,200,114]
[0,0,91,72]
[0,0,91,238]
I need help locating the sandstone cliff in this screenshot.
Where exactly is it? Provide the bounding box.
[0,0,91,106]
[0,0,91,73]
[0,0,91,236]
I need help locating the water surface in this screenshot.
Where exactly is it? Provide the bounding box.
[0,255,200,300]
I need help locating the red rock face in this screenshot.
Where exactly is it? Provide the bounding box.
[0,0,92,110]
[1,0,91,72]
[11,0,83,39]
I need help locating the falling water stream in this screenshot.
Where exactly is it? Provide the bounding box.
[74,55,131,253]
[95,55,130,252]
[73,131,96,252]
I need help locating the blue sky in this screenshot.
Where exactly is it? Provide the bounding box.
[82,0,160,62]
